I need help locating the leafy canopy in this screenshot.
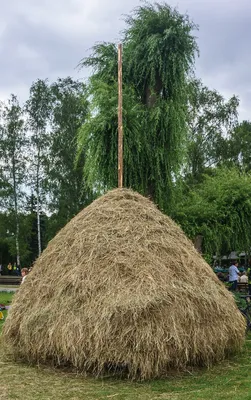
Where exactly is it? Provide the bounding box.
[173,168,251,256]
[78,2,198,212]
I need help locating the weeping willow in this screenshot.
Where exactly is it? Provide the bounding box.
[78,3,198,212]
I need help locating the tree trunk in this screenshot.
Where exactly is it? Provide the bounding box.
[144,75,163,108]
[12,157,21,267]
[15,221,20,268]
[147,179,156,202]
[194,234,203,254]
[36,147,42,256]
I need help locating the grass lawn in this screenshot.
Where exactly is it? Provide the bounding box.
[1,291,251,400]
[0,291,14,333]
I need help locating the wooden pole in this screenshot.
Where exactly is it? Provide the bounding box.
[118,43,123,188]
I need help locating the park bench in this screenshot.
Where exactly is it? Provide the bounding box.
[0,276,22,286]
[237,282,248,293]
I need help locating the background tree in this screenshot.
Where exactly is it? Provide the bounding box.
[78,3,198,212]
[0,101,12,210]
[26,79,51,257]
[226,121,251,172]
[24,194,48,264]
[173,168,251,258]
[77,78,144,193]
[185,80,239,184]
[47,77,93,238]
[0,95,26,267]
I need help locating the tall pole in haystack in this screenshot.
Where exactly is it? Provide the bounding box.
[118,43,123,188]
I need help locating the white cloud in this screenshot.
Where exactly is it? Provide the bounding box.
[0,0,250,120]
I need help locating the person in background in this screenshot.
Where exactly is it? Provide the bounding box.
[217,272,225,282]
[7,263,12,275]
[0,264,2,275]
[240,272,248,283]
[246,260,251,295]
[21,268,29,284]
[13,263,17,275]
[228,261,240,291]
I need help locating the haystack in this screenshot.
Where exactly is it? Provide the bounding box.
[3,189,245,379]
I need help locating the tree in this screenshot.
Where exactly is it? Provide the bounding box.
[173,168,251,257]
[226,121,251,172]
[26,79,51,257]
[77,78,144,193]
[185,80,239,183]
[78,3,198,212]
[47,77,92,237]
[0,95,26,267]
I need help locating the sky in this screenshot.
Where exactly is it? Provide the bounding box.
[0,0,250,120]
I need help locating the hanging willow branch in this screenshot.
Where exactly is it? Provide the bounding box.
[78,2,198,212]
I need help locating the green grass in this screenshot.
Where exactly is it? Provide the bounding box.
[0,291,14,303]
[0,291,14,333]
[1,291,251,399]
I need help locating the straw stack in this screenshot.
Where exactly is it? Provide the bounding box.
[3,188,245,379]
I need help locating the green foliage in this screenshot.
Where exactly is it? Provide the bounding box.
[80,42,118,84]
[124,3,198,101]
[227,121,251,172]
[47,77,93,238]
[0,95,27,266]
[0,210,37,266]
[0,95,27,207]
[26,78,52,188]
[0,77,93,265]
[78,2,198,212]
[233,291,247,309]
[26,79,52,256]
[174,168,251,256]
[26,79,52,134]
[78,80,143,193]
[0,292,13,333]
[186,80,239,183]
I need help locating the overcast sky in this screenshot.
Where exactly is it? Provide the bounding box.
[0,0,250,120]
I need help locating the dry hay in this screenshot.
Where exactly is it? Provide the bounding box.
[3,188,246,379]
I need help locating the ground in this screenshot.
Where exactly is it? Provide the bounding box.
[1,292,251,400]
